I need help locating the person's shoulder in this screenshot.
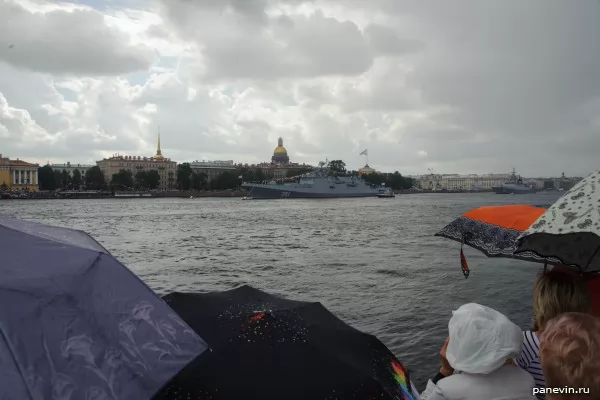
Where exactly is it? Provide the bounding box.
[505,364,536,387]
[435,373,470,391]
[523,330,540,347]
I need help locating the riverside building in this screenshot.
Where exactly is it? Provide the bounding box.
[416,173,511,191]
[237,137,310,179]
[96,134,176,190]
[189,160,237,183]
[0,154,39,191]
[50,162,94,177]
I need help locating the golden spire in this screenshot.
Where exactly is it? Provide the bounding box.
[155,125,162,158]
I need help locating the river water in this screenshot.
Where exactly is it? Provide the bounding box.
[1,192,563,387]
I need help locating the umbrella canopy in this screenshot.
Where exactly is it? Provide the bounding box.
[435,205,600,317]
[435,205,562,264]
[514,169,600,272]
[153,285,418,400]
[0,217,208,400]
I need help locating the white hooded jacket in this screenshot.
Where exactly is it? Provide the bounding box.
[420,303,535,400]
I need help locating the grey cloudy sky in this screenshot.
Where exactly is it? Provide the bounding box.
[0,0,599,176]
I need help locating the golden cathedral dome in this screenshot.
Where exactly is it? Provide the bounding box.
[273,145,288,154]
[273,137,288,155]
[271,137,290,165]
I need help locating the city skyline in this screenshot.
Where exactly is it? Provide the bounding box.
[1,0,599,177]
[1,137,590,179]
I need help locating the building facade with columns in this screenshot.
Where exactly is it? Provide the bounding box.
[50,162,95,177]
[189,160,237,182]
[415,173,527,191]
[96,134,177,190]
[0,154,40,191]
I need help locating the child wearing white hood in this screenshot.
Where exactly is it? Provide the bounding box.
[420,303,535,400]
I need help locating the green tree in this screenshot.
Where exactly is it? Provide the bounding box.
[111,169,134,189]
[176,163,193,190]
[145,170,160,190]
[53,169,63,189]
[327,160,346,175]
[61,170,71,188]
[134,170,160,189]
[210,171,240,190]
[253,168,266,181]
[363,172,385,186]
[85,166,105,190]
[38,165,57,190]
[239,168,251,182]
[362,171,414,189]
[190,172,208,190]
[134,171,148,189]
[239,167,268,182]
[71,169,82,189]
[385,171,413,190]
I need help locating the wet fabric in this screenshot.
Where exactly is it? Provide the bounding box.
[435,205,561,263]
[154,285,418,400]
[0,216,109,253]
[446,303,522,374]
[515,169,600,272]
[0,217,208,400]
[422,364,535,400]
[435,206,600,315]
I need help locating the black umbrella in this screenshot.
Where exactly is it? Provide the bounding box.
[153,285,417,400]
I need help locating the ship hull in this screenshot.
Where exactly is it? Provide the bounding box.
[244,185,381,199]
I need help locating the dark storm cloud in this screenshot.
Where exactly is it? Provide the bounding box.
[385,2,600,135]
[360,0,600,175]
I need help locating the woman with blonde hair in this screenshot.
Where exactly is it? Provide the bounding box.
[517,266,592,399]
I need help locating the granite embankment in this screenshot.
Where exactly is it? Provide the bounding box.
[2,188,496,200]
[1,190,249,200]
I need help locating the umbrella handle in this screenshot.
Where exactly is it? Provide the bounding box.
[460,234,470,279]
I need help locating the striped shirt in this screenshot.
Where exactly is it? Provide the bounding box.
[516,330,545,399]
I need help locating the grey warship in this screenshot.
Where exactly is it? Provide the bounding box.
[492,169,536,194]
[241,163,386,199]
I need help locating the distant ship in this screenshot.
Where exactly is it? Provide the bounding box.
[492,169,536,194]
[241,163,386,199]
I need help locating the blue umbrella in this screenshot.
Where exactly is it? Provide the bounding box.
[0,217,208,400]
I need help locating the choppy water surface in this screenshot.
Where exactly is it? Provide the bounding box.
[1,192,562,387]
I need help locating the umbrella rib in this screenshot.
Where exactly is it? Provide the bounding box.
[303,338,405,399]
[436,232,554,264]
[513,245,580,272]
[584,245,600,272]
